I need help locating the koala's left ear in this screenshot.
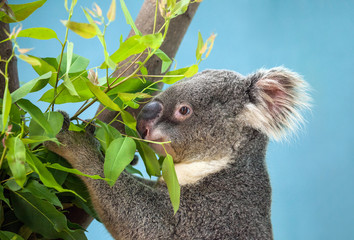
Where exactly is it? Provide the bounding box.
[242,67,311,141]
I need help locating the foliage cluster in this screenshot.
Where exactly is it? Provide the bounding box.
[0,0,214,239]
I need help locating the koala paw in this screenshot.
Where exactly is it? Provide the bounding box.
[44,111,100,161]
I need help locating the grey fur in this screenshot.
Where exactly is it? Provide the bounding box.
[45,67,310,240]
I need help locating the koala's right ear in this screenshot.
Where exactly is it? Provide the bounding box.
[242,67,311,141]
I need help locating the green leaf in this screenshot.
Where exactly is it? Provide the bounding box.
[63,73,79,96]
[57,53,89,77]
[140,33,163,49]
[6,137,27,188]
[155,49,172,73]
[184,64,198,77]
[25,151,82,199]
[66,41,74,75]
[17,99,54,137]
[104,137,136,186]
[120,110,136,130]
[68,122,84,132]
[0,231,24,240]
[0,0,46,23]
[39,76,93,104]
[0,185,11,208]
[162,154,180,214]
[1,79,11,133]
[125,128,161,177]
[18,54,41,66]
[170,0,190,18]
[61,20,97,39]
[120,0,141,35]
[45,163,108,181]
[196,31,203,61]
[100,35,144,69]
[29,111,63,138]
[11,72,52,102]
[95,120,122,152]
[22,136,59,145]
[86,81,121,111]
[162,64,198,84]
[22,180,62,208]
[125,165,143,177]
[11,192,87,240]
[17,27,58,40]
[30,56,57,86]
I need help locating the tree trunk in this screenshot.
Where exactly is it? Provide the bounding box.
[97,1,200,131]
[0,22,19,97]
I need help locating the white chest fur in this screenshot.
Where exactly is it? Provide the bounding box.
[160,157,232,185]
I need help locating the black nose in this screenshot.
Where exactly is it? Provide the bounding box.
[138,101,163,121]
[136,101,163,139]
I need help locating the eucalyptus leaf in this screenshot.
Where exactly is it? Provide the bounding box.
[22,180,63,208]
[0,0,46,23]
[196,31,203,61]
[61,20,97,39]
[45,163,108,181]
[1,80,11,133]
[11,192,87,240]
[120,0,141,35]
[6,137,27,188]
[29,111,63,138]
[17,27,58,40]
[21,136,59,145]
[11,72,52,102]
[162,154,180,214]
[107,0,116,22]
[26,151,82,199]
[120,110,136,130]
[95,120,122,152]
[125,165,143,177]
[0,185,11,208]
[162,65,198,84]
[68,122,84,132]
[39,76,93,104]
[0,231,24,240]
[125,128,161,177]
[30,56,57,86]
[57,53,89,77]
[86,81,121,111]
[155,49,172,73]
[104,137,136,186]
[18,55,41,66]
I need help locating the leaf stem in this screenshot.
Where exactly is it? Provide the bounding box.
[53,10,73,111]
[153,0,158,34]
[0,146,7,169]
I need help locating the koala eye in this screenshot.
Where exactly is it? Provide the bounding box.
[179,106,190,115]
[174,103,193,121]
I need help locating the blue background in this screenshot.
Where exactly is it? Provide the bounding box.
[12,0,354,239]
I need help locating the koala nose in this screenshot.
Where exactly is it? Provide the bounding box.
[136,101,163,139]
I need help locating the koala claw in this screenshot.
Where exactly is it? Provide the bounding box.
[57,110,70,131]
[84,120,96,135]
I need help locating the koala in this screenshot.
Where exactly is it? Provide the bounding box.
[46,67,310,240]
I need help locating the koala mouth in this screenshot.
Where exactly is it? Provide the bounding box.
[141,128,175,157]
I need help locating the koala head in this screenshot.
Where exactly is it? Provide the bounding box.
[137,67,310,166]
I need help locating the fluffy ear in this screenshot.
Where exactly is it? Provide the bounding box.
[242,67,311,141]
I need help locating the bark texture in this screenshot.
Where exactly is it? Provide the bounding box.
[97,1,200,131]
[0,22,19,97]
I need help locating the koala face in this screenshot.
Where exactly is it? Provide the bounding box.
[137,68,310,166]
